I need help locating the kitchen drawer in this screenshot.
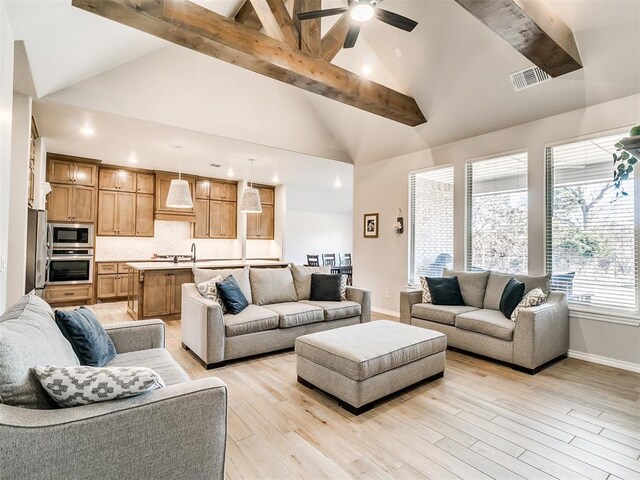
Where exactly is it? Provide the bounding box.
[117,263,130,274]
[97,263,118,275]
[45,284,93,303]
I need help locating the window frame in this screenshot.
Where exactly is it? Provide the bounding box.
[544,128,640,325]
[407,163,455,286]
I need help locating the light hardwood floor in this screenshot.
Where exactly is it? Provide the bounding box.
[91,301,640,480]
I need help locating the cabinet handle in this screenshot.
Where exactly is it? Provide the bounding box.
[64,292,74,296]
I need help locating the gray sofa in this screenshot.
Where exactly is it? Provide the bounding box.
[182,265,372,368]
[400,270,569,374]
[0,294,227,480]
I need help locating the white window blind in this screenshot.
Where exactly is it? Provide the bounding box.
[466,153,528,273]
[409,166,454,284]
[546,134,637,313]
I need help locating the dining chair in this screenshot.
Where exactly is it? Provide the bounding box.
[323,254,336,267]
[307,255,320,267]
[341,253,352,266]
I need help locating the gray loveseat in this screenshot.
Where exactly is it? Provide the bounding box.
[181,265,371,368]
[400,270,569,374]
[0,294,227,480]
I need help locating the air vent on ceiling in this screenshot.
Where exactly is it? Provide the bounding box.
[510,66,551,92]
[209,163,222,168]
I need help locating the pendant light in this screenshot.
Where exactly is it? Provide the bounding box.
[166,146,193,209]
[240,159,262,213]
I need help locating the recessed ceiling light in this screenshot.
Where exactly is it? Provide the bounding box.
[128,154,138,164]
[80,125,95,136]
[334,177,342,188]
[394,48,402,58]
[227,167,235,177]
[272,174,280,183]
[362,65,372,76]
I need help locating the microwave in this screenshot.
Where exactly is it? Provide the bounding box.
[49,223,94,248]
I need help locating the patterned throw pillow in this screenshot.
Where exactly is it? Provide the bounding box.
[197,275,226,312]
[420,276,431,303]
[33,366,165,408]
[510,288,548,321]
[340,274,347,301]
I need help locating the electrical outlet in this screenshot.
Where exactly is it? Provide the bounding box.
[384,291,390,299]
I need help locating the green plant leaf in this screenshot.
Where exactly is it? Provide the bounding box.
[615,142,624,148]
[621,151,630,160]
[629,156,638,165]
[630,125,640,136]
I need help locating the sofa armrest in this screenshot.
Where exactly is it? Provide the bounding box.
[513,291,569,370]
[346,286,371,323]
[400,289,422,324]
[181,283,226,365]
[0,377,228,480]
[104,319,165,353]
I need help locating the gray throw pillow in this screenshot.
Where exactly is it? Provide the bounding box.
[249,267,297,305]
[291,265,331,300]
[33,366,164,407]
[443,269,490,308]
[0,294,80,409]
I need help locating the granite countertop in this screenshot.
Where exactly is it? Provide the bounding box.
[125,259,289,271]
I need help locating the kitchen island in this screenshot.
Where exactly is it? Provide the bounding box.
[126,260,288,320]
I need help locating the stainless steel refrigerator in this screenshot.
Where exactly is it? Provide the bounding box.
[25,209,48,297]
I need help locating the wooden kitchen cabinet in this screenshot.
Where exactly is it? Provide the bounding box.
[96,262,131,301]
[209,200,236,238]
[45,284,94,306]
[98,191,136,236]
[99,169,137,192]
[47,183,96,222]
[47,157,97,186]
[135,194,154,236]
[194,199,210,237]
[210,181,237,201]
[155,172,196,218]
[195,179,210,199]
[172,270,192,313]
[128,268,193,319]
[193,178,238,239]
[246,186,275,240]
[136,173,155,194]
[142,271,174,317]
[97,274,119,299]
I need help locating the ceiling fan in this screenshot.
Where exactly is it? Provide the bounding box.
[296,0,418,49]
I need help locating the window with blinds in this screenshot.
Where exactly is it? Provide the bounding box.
[408,166,454,285]
[466,153,528,273]
[546,134,637,313]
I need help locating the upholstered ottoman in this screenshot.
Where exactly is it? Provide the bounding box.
[295,320,446,414]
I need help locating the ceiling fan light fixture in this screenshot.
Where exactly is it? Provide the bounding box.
[350,3,375,22]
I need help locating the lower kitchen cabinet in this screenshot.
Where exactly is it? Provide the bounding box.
[128,268,194,319]
[96,262,132,301]
[44,284,94,306]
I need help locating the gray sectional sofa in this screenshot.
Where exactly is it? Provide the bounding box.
[400,270,569,374]
[181,265,372,368]
[0,293,227,480]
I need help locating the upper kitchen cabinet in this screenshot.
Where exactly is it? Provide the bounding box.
[136,173,155,194]
[193,178,238,239]
[155,171,196,221]
[210,180,237,201]
[47,154,98,186]
[99,169,137,192]
[246,185,275,240]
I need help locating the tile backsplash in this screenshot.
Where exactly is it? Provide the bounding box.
[95,221,242,261]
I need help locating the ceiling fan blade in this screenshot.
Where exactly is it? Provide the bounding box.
[344,24,361,48]
[375,8,418,32]
[297,7,348,21]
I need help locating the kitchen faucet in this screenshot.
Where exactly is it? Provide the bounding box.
[191,243,197,264]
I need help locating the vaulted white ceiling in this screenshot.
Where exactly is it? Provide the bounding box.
[6,0,640,166]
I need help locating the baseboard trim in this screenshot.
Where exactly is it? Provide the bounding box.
[372,307,400,318]
[568,350,640,373]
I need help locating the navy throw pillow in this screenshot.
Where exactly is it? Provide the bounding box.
[310,273,342,302]
[500,277,526,319]
[217,275,249,314]
[426,276,465,306]
[54,307,116,367]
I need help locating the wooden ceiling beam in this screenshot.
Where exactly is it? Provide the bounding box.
[72,0,426,126]
[234,0,262,31]
[453,0,582,77]
[248,0,299,48]
[321,13,351,62]
[293,0,321,57]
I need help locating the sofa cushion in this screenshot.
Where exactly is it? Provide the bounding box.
[296,320,447,381]
[250,268,298,306]
[300,300,361,321]
[443,269,490,308]
[54,307,117,367]
[412,303,478,325]
[291,265,331,300]
[223,305,279,337]
[263,302,324,328]
[193,267,253,304]
[107,348,189,386]
[483,273,513,311]
[455,309,515,341]
[0,294,80,409]
[514,273,551,295]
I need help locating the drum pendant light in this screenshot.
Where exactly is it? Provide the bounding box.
[166,146,193,209]
[240,159,262,213]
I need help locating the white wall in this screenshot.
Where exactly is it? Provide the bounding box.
[283,184,353,266]
[7,93,31,305]
[353,93,640,369]
[0,0,14,312]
